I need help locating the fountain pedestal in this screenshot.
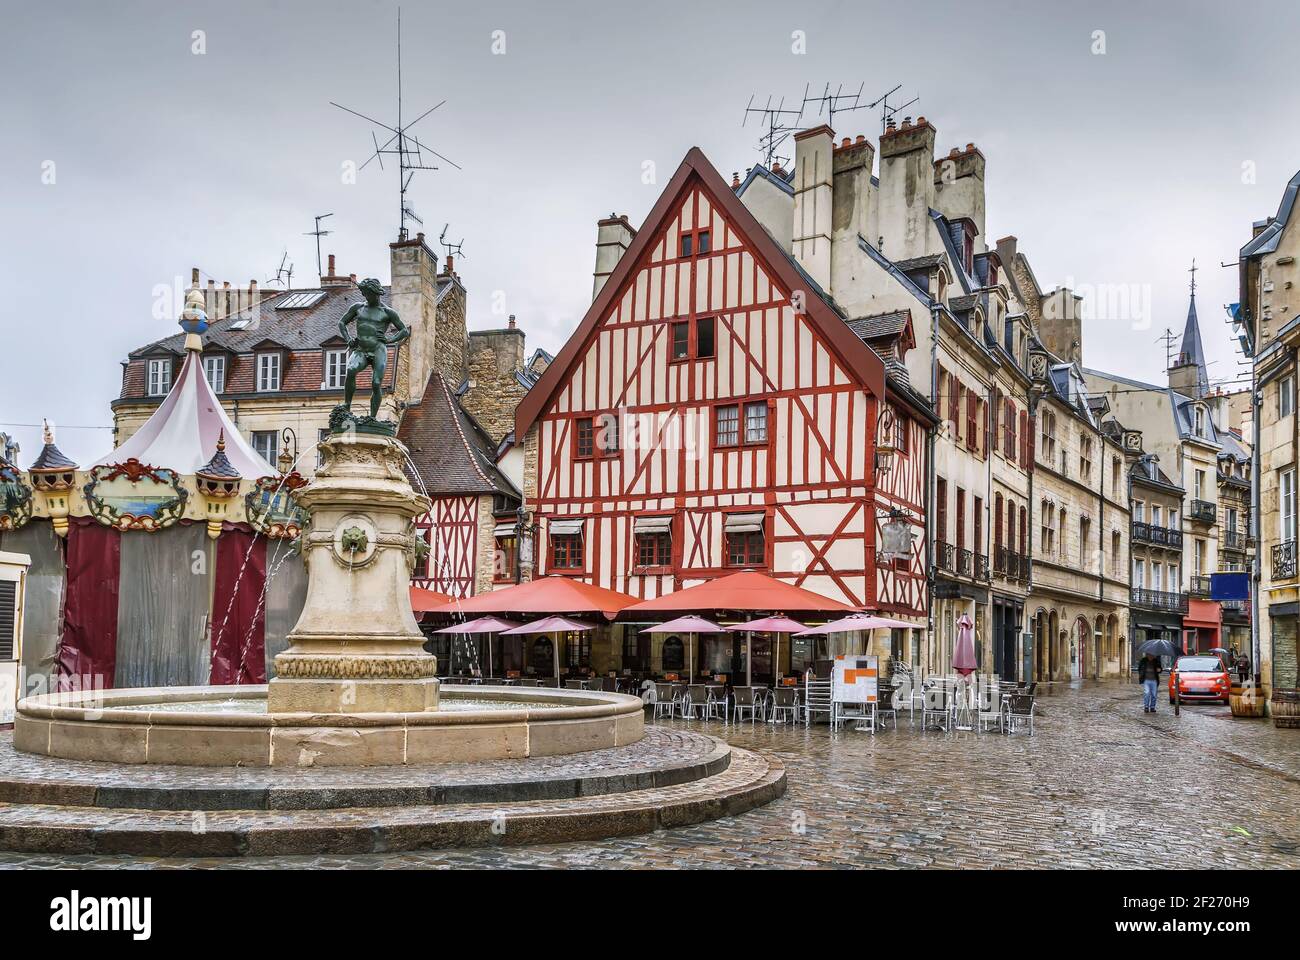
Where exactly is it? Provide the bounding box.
[267,432,439,714]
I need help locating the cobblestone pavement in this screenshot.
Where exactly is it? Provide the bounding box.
[1,681,1296,869]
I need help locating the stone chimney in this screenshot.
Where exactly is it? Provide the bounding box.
[390,231,465,404]
[877,116,937,261]
[465,320,529,443]
[1168,356,1203,398]
[1039,287,1085,363]
[934,143,986,249]
[593,214,636,300]
[792,124,834,291]
[830,133,876,307]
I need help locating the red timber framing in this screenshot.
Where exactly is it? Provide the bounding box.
[412,495,478,598]
[516,148,926,613]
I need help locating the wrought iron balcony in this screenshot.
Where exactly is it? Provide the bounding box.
[1222,529,1248,552]
[957,548,973,577]
[1131,521,1182,549]
[1188,575,1213,597]
[1221,599,1249,617]
[937,541,954,572]
[1273,540,1297,581]
[993,546,1030,582]
[1130,588,1189,614]
[1189,499,1217,523]
[975,553,990,581]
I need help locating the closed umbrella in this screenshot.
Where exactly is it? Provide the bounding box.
[731,615,807,686]
[502,615,596,682]
[641,615,726,684]
[952,613,978,730]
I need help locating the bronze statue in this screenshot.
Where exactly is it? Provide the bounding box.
[338,277,410,420]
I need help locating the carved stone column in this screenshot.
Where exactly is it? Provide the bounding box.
[267,433,438,714]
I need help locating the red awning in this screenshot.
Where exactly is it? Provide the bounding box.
[410,586,454,613]
[624,571,856,615]
[426,576,639,620]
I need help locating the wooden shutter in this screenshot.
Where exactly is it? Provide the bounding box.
[0,580,15,660]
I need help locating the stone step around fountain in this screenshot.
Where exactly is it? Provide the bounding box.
[0,743,785,857]
[0,727,729,812]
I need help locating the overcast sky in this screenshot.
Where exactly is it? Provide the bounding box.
[3,0,1298,465]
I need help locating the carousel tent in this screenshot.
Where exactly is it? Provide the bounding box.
[0,291,306,694]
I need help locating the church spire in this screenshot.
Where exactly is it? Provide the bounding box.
[1173,259,1209,398]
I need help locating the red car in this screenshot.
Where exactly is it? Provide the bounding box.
[1168,655,1231,705]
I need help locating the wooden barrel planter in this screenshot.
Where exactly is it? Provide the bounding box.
[1272,689,1300,729]
[1230,684,1267,718]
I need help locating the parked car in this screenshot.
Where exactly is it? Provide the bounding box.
[1168,655,1231,705]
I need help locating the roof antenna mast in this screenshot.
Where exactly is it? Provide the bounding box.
[742,92,805,170]
[437,223,466,264]
[330,7,461,241]
[304,213,334,282]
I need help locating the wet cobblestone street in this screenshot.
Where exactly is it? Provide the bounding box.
[2,681,1297,869]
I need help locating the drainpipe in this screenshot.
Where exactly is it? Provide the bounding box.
[926,302,940,678]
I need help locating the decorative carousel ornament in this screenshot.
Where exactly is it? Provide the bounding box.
[179,283,209,351]
[27,420,77,537]
[194,430,242,539]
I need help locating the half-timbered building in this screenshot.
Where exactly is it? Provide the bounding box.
[513,148,933,668]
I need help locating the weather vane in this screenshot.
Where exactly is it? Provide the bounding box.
[331,8,461,241]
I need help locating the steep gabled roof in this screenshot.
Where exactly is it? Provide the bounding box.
[515,148,886,437]
[399,372,520,498]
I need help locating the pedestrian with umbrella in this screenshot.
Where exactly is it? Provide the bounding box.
[1136,637,1177,713]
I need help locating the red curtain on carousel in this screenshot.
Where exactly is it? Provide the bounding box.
[57,520,121,692]
[209,528,268,685]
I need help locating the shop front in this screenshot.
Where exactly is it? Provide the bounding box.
[1182,599,1223,655]
[992,594,1024,682]
[1133,614,1183,671]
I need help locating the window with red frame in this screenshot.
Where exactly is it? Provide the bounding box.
[1003,399,1016,458]
[680,228,711,259]
[671,321,690,360]
[966,393,979,452]
[743,401,768,444]
[893,406,909,455]
[635,531,671,567]
[726,530,765,566]
[549,533,583,570]
[715,404,740,447]
[595,412,619,455]
[670,317,714,361]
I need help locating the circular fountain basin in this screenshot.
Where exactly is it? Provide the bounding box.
[14,684,646,767]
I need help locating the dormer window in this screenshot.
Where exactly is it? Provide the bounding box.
[1193,406,1205,437]
[147,357,173,397]
[257,352,282,392]
[202,354,226,394]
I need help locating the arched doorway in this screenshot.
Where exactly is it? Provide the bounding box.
[1048,610,1060,679]
[1094,615,1106,679]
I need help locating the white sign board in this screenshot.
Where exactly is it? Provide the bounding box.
[832,655,878,704]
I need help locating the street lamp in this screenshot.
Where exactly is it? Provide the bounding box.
[875,406,898,475]
[278,427,299,474]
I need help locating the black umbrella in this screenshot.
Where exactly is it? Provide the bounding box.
[1136,638,1179,659]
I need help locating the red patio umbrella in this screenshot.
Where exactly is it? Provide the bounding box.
[624,571,856,614]
[502,615,597,681]
[953,613,978,676]
[410,586,453,617]
[796,613,919,658]
[428,576,637,620]
[731,614,808,686]
[641,615,727,684]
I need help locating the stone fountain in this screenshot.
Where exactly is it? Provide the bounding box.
[1,276,783,856]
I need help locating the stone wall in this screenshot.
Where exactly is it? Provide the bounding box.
[462,326,528,445]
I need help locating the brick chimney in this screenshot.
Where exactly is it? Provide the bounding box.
[792,124,834,291]
[390,231,466,404]
[934,143,987,251]
[593,214,635,300]
[877,116,937,261]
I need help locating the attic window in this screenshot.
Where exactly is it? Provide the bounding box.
[276,291,326,310]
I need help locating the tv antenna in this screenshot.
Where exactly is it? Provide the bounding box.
[437,223,466,262]
[742,93,805,170]
[1156,327,1179,371]
[267,250,294,289]
[304,213,333,280]
[865,83,919,133]
[330,7,461,241]
[801,82,874,131]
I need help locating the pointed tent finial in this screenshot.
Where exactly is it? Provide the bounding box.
[179,283,210,352]
[216,428,226,452]
[42,418,53,445]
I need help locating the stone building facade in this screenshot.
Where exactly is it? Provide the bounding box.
[1238,168,1300,707]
